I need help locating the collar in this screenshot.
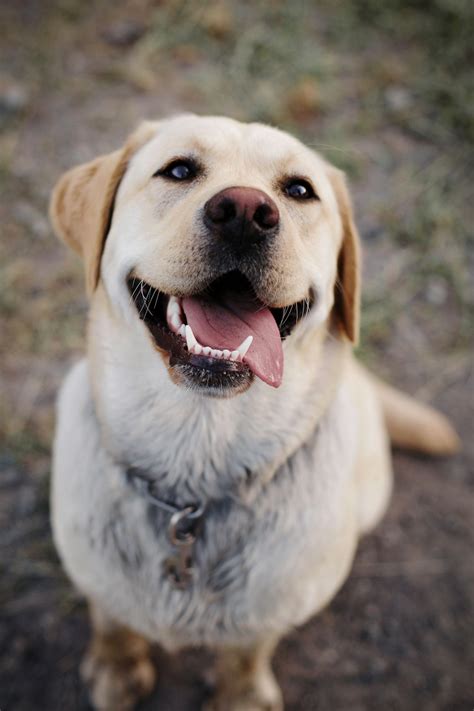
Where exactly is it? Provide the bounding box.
[127,467,205,590]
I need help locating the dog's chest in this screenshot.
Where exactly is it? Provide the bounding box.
[72,456,354,649]
[58,447,356,648]
[52,362,358,648]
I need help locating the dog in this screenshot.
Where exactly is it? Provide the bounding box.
[49,115,459,711]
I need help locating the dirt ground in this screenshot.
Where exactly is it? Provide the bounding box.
[1,1,473,710]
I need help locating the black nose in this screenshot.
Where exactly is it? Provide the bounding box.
[204,186,280,250]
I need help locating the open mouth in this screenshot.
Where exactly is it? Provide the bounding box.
[128,270,312,393]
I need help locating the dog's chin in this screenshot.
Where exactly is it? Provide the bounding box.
[171,360,254,398]
[127,270,313,397]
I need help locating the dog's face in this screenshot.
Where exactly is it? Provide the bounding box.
[50,115,360,397]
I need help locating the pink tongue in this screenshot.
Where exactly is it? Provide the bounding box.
[181,291,283,387]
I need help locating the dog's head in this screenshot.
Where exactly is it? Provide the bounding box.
[50,115,360,397]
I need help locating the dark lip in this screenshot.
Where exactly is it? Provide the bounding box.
[127,270,313,391]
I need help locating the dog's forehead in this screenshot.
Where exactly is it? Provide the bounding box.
[133,115,323,175]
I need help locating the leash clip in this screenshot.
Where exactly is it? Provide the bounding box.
[165,504,205,589]
[127,468,205,590]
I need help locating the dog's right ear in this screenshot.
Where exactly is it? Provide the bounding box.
[49,121,157,296]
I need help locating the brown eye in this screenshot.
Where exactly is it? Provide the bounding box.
[154,159,198,181]
[284,178,318,200]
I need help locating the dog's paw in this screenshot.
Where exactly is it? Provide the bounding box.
[204,669,283,711]
[81,647,156,711]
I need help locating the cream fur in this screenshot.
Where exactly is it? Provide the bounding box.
[50,115,394,710]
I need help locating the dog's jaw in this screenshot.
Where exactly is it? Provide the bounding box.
[126,270,314,397]
[87,282,344,493]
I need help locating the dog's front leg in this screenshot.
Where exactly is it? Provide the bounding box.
[80,600,157,711]
[206,638,283,711]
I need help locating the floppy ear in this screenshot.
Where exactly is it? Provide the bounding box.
[327,167,361,344]
[49,122,157,296]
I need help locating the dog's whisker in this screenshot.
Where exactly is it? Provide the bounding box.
[307,141,367,159]
[278,307,288,331]
[278,306,289,330]
[281,306,293,331]
[152,287,161,312]
[137,280,146,318]
[141,280,155,319]
[129,279,143,307]
[139,280,151,319]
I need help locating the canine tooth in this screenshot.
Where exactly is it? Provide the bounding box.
[230,350,240,361]
[178,324,186,337]
[167,296,179,317]
[202,347,211,356]
[237,335,253,359]
[185,325,197,351]
[171,313,182,330]
[222,349,231,359]
[167,297,182,333]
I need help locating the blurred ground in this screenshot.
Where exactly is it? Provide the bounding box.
[0,1,473,709]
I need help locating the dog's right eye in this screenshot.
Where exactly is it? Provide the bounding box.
[153,159,198,182]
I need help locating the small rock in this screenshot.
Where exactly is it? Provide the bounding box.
[425,276,448,305]
[385,86,412,111]
[0,80,29,115]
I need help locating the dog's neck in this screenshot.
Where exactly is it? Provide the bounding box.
[87,286,349,502]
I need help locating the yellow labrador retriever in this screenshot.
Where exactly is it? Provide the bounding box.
[49,115,459,711]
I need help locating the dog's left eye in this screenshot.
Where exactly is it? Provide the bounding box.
[154,159,198,181]
[284,179,318,200]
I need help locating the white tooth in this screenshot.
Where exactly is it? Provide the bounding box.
[167,296,177,315]
[230,350,240,361]
[171,313,182,330]
[185,325,197,351]
[202,347,211,356]
[237,335,253,359]
[192,344,202,355]
[222,349,231,359]
[167,300,181,332]
[211,349,221,358]
[178,324,186,337]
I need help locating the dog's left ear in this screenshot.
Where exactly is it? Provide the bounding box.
[327,167,361,344]
[49,121,157,296]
